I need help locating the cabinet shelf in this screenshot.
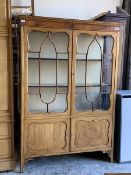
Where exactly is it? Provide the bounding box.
[28,83,111,88]
[28,83,68,87]
[76,59,101,61]
[29,57,100,61]
[76,83,111,87]
[28,57,68,61]
[77,52,112,56]
[28,57,110,61]
[76,58,112,61]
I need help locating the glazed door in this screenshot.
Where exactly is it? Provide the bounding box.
[71,30,118,151]
[72,30,117,114]
[23,27,72,116]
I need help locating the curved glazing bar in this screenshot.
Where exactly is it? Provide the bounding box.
[38,32,58,112]
[85,35,103,110]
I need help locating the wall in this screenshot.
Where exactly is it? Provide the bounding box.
[11,0,121,20]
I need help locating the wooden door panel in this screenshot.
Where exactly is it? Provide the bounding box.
[0,0,7,26]
[24,118,69,156]
[0,139,11,157]
[0,37,8,111]
[71,117,112,151]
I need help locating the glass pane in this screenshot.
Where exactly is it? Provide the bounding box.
[103,36,113,85]
[75,34,113,111]
[76,61,101,86]
[76,34,104,60]
[28,31,69,113]
[29,87,68,113]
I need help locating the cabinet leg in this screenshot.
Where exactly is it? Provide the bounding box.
[102,150,113,163]
[111,151,114,163]
[107,150,113,163]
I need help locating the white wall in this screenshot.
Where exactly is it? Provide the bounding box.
[11,0,121,20]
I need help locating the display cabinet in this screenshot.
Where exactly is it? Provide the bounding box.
[0,0,15,171]
[18,16,122,171]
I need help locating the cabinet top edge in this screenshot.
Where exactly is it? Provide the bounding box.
[16,15,123,31]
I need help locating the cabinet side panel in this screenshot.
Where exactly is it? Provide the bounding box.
[0,37,8,111]
[0,0,7,26]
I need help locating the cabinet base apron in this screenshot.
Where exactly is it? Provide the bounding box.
[20,149,113,172]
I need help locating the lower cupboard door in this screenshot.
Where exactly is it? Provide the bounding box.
[24,118,70,156]
[71,117,112,152]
